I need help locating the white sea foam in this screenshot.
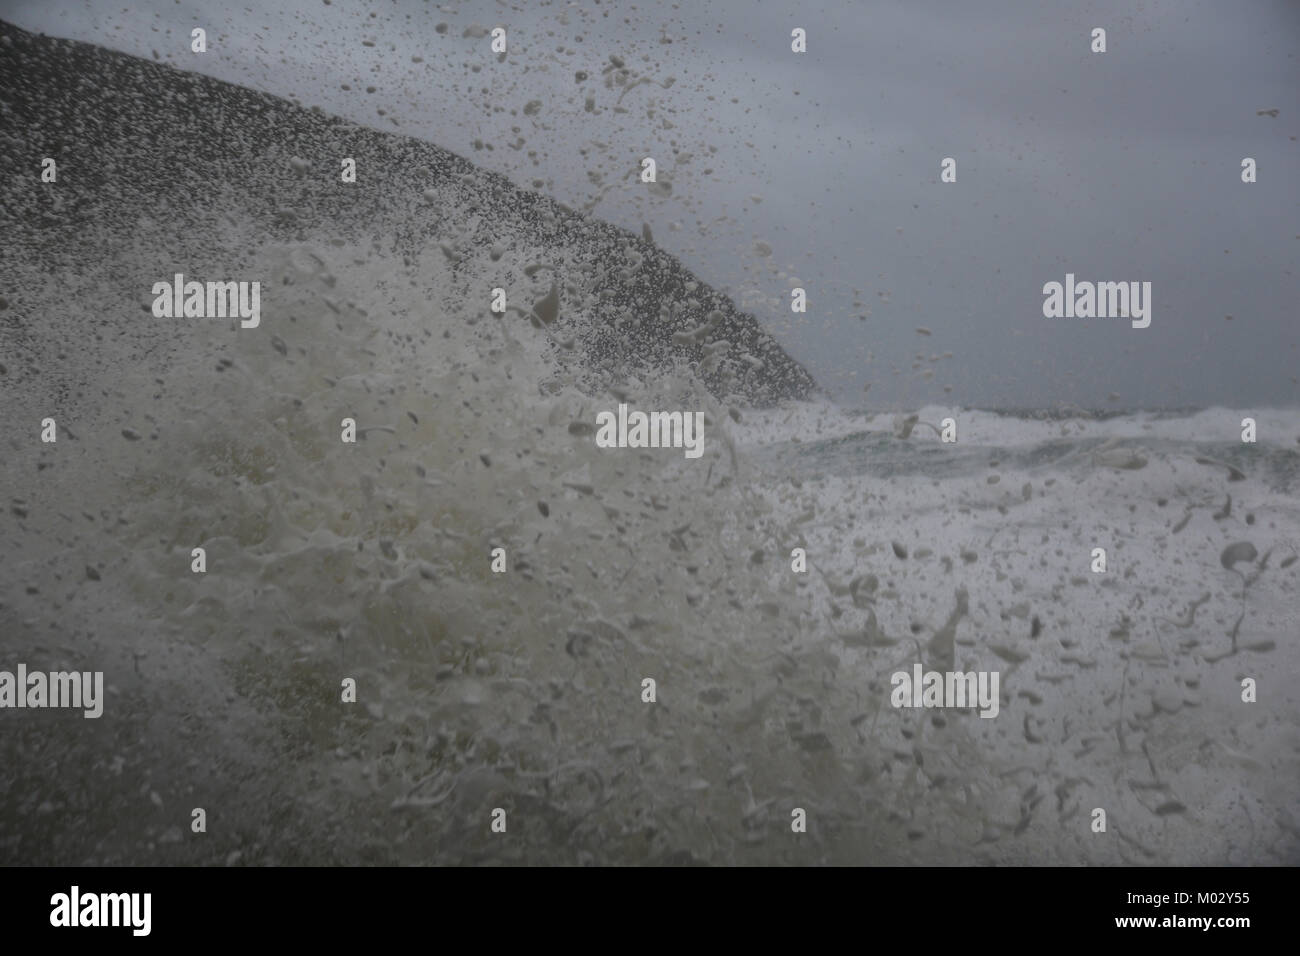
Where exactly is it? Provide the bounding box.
[6,214,1299,865]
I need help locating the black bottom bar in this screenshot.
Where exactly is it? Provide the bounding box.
[1,866,1282,943]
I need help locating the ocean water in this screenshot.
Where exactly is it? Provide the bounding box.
[2,21,1298,866]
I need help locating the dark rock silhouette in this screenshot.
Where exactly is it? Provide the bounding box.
[0,19,816,406]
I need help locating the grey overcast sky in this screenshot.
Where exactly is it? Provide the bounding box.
[5,0,1297,409]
